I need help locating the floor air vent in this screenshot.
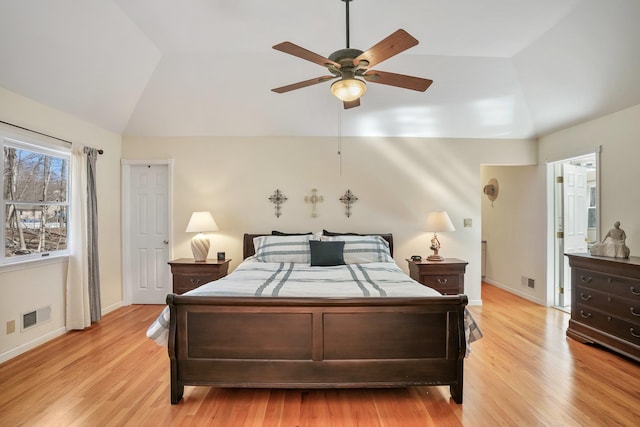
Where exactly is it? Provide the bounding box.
[22,306,51,331]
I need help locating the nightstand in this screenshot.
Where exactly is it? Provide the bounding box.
[406,258,468,295]
[168,258,231,294]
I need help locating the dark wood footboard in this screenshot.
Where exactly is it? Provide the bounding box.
[167,294,468,404]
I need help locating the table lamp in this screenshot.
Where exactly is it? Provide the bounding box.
[425,211,455,261]
[185,211,218,262]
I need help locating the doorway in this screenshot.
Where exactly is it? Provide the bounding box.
[549,153,598,311]
[122,160,173,304]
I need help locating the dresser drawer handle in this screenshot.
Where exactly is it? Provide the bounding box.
[631,287,640,296]
[579,293,592,301]
[631,328,640,338]
[631,307,640,317]
[580,275,592,283]
[437,278,448,285]
[579,310,592,319]
[190,278,202,285]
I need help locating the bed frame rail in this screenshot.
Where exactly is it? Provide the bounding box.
[167,294,468,404]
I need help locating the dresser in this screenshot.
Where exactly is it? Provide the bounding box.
[566,254,640,362]
[168,258,231,294]
[406,258,468,295]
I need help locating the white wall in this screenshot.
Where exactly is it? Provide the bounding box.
[482,103,640,305]
[481,165,546,304]
[0,87,123,362]
[539,103,640,247]
[123,136,537,307]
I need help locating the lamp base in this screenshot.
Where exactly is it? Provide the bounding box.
[191,233,210,262]
[427,254,445,261]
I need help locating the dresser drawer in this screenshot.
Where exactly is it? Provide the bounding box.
[575,285,640,324]
[573,268,640,301]
[574,303,640,346]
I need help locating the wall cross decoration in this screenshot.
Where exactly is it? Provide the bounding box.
[304,188,324,218]
[268,189,288,218]
[339,189,358,218]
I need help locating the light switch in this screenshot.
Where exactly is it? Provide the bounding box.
[464,218,472,227]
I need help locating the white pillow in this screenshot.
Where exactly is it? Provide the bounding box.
[321,235,393,264]
[253,234,314,263]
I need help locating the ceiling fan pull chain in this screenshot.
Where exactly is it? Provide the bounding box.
[337,106,343,176]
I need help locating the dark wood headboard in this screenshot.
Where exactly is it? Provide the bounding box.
[243,233,394,259]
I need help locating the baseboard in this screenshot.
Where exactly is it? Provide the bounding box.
[483,279,545,305]
[0,301,124,365]
[0,327,66,364]
[102,300,123,316]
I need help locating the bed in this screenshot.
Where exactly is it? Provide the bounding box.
[148,232,480,404]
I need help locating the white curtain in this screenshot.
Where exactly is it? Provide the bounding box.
[66,143,91,330]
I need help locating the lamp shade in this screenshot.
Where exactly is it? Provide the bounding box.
[185,211,218,233]
[331,78,367,102]
[425,211,455,233]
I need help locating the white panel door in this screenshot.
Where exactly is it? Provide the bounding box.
[130,164,171,304]
[561,163,589,306]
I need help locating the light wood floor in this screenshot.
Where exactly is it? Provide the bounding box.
[1,284,639,426]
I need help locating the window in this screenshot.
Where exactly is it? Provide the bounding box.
[2,135,70,264]
[587,184,597,229]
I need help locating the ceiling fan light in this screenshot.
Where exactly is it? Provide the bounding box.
[331,78,367,102]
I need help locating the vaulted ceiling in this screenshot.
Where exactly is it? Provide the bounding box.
[1,0,639,139]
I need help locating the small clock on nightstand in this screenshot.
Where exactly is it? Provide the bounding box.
[406,258,468,295]
[168,258,231,294]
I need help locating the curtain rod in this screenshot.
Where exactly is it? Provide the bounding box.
[0,119,104,154]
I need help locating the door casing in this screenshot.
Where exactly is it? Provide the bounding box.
[546,150,599,308]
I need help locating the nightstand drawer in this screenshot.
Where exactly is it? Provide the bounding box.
[173,273,217,294]
[169,259,231,295]
[406,258,468,295]
[421,275,460,294]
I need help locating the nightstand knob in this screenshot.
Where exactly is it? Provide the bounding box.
[190,278,201,285]
[437,278,448,285]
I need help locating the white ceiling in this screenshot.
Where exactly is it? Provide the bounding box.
[1,0,639,139]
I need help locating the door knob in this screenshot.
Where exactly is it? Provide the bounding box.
[163,240,169,244]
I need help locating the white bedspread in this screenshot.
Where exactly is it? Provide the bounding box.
[147,258,482,351]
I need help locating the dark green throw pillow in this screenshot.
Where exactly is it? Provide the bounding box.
[309,240,345,266]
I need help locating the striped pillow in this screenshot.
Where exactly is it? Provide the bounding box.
[321,235,393,264]
[253,235,313,263]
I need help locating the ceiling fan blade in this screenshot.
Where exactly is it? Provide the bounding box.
[273,42,340,68]
[343,98,360,109]
[353,29,418,69]
[271,76,336,94]
[364,70,433,92]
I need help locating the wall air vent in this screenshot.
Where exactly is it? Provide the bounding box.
[21,306,51,331]
[521,276,535,289]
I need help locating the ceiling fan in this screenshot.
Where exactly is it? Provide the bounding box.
[271,0,433,109]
